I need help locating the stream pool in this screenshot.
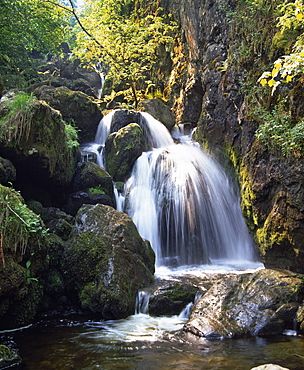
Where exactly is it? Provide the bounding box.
[10,313,304,370]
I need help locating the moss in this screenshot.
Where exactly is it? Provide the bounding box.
[164,283,198,302]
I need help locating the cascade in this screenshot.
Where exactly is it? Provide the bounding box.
[94,110,259,269]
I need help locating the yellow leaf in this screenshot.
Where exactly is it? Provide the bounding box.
[296,12,303,21]
[274,62,282,69]
[268,79,276,87]
[272,68,279,77]
[286,75,293,82]
[260,78,268,86]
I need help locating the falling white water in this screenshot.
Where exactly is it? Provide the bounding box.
[92,110,260,269]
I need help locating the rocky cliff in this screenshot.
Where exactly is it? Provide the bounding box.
[159,0,304,272]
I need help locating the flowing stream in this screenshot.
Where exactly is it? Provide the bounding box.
[10,111,304,369]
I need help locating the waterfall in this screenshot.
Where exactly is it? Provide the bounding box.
[94,110,259,269]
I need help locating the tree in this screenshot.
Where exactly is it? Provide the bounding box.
[64,0,177,107]
[0,0,70,76]
[258,0,304,93]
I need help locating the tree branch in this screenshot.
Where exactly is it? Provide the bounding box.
[45,0,117,63]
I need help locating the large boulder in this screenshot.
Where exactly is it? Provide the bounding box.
[104,123,148,182]
[64,204,155,319]
[34,85,103,143]
[183,269,304,340]
[0,96,78,204]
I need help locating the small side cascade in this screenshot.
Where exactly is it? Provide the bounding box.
[135,291,151,315]
[178,302,194,319]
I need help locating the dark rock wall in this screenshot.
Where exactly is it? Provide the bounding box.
[160,0,304,272]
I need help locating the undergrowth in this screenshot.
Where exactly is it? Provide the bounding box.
[0,185,48,265]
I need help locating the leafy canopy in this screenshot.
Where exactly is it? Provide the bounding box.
[69,0,177,106]
[0,0,70,75]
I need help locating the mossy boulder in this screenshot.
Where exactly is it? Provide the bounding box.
[64,204,155,319]
[183,269,304,339]
[0,258,43,330]
[149,283,199,316]
[104,123,148,182]
[72,162,114,196]
[34,85,103,143]
[65,161,115,215]
[0,97,78,204]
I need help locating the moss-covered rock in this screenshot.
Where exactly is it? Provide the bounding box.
[0,95,78,204]
[72,161,114,196]
[64,204,155,319]
[149,283,199,316]
[183,269,304,339]
[65,161,116,215]
[0,186,49,329]
[34,85,103,143]
[104,123,147,182]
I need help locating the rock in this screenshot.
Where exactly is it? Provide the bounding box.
[296,303,304,332]
[149,283,199,316]
[0,97,78,204]
[0,157,16,185]
[72,162,114,197]
[65,191,115,216]
[183,269,304,339]
[65,161,116,215]
[251,365,289,370]
[110,109,141,133]
[43,207,75,241]
[0,186,49,329]
[34,85,103,143]
[104,123,148,182]
[139,98,176,131]
[64,204,155,319]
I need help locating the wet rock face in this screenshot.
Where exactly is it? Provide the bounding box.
[104,123,148,182]
[64,204,155,319]
[183,269,304,339]
[162,0,304,273]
